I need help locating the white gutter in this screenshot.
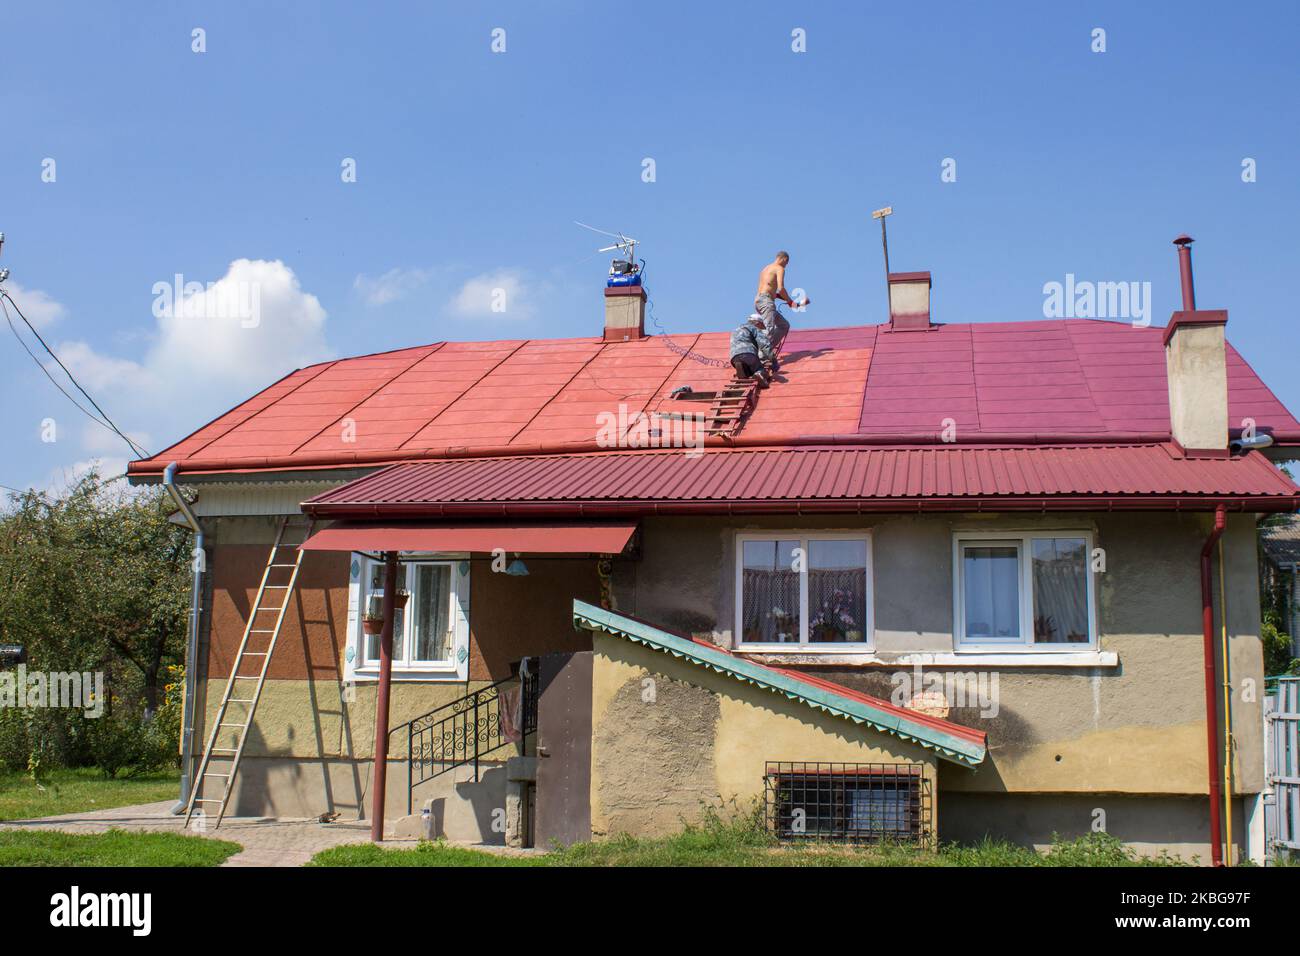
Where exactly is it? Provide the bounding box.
[163,462,203,814]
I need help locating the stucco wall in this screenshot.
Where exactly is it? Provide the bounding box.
[589,631,938,839]
[195,506,1268,848]
[607,511,1266,797]
[940,791,1248,864]
[195,517,603,754]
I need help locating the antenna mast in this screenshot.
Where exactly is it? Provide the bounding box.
[575,221,643,288]
[872,206,893,322]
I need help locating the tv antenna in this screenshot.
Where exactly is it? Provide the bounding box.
[575,221,642,285]
[872,206,892,322]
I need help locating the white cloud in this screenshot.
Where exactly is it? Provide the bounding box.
[353,267,435,306]
[3,281,67,328]
[449,269,536,320]
[42,456,131,496]
[55,340,145,391]
[51,259,331,461]
[80,421,153,456]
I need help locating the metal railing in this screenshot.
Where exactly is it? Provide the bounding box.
[390,660,538,816]
[763,761,932,847]
[1266,676,1299,859]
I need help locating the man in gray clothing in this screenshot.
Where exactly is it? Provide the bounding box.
[754,250,805,367]
[729,315,773,387]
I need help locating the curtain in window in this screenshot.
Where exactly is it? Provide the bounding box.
[365,564,406,662]
[741,540,800,643]
[411,564,452,661]
[963,546,1020,639]
[808,539,867,643]
[1031,538,1089,643]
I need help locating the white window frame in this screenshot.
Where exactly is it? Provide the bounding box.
[952,530,1098,653]
[734,531,874,651]
[345,554,470,682]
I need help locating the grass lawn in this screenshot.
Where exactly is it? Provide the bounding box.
[309,817,1189,868]
[0,767,182,822]
[0,829,241,867]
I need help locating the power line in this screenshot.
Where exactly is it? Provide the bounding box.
[0,289,151,459]
[3,298,116,431]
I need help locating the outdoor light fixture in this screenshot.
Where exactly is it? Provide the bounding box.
[504,557,530,576]
[0,644,26,667]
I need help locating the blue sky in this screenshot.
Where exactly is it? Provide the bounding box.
[1,1,1297,491]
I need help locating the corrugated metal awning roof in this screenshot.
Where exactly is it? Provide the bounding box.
[300,521,637,554]
[302,444,1300,518]
[573,600,987,767]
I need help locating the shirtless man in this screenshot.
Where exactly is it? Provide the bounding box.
[754,251,804,365]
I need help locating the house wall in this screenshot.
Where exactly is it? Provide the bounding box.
[607,511,1266,806]
[191,515,601,823]
[189,505,1265,858]
[588,631,939,839]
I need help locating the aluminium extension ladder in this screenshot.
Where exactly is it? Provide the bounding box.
[184,516,314,828]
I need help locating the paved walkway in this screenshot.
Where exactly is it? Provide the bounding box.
[0,801,419,866]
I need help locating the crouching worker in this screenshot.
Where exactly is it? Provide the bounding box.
[730,314,773,388]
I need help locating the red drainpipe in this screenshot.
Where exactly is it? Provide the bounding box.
[1199,504,1226,866]
[369,551,398,842]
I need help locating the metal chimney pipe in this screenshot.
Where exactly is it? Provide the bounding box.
[1174,234,1196,310]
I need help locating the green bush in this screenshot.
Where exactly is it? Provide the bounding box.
[0,709,30,773]
[81,678,182,780]
[1262,619,1298,677]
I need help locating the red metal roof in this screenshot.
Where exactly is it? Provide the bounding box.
[299,521,637,554]
[128,319,1300,477]
[301,444,1300,517]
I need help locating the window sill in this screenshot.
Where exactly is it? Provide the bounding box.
[733,649,1119,668]
[736,643,874,654]
[349,668,463,683]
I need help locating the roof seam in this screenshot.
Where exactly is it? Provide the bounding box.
[176,361,338,462]
[289,344,445,456]
[396,339,531,453]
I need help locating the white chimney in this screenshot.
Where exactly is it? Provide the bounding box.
[888,271,932,331]
[604,286,646,341]
[1163,236,1229,457]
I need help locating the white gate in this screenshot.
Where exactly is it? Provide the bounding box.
[1265,677,1299,862]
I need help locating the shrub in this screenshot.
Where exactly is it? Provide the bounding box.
[81,678,182,779]
[0,709,30,773]
[1262,619,1298,677]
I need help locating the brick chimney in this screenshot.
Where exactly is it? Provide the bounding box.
[1163,235,1229,457]
[604,286,646,341]
[888,271,932,331]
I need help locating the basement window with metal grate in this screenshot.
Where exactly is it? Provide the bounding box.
[763,762,929,845]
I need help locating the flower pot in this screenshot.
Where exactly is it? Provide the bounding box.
[362,618,383,636]
[393,591,409,610]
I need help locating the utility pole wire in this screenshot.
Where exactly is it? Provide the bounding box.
[0,289,151,459]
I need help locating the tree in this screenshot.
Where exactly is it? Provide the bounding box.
[0,470,191,711]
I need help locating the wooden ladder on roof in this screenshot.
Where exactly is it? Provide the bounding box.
[184,516,314,829]
[704,374,762,437]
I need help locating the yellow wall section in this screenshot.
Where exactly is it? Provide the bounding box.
[198,678,490,759]
[590,633,938,838]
